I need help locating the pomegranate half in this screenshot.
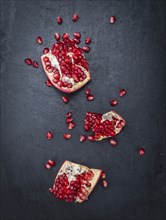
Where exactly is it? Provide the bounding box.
[49,160,101,203]
[84,110,126,141]
[41,36,91,93]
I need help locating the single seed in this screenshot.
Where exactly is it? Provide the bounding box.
[102,180,108,188]
[62,96,69,103]
[45,80,52,87]
[80,135,86,143]
[72,13,79,22]
[109,139,117,146]
[45,163,52,170]
[32,61,39,68]
[110,16,116,24]
[64,133,72,140]
[139,148,145,156]
[47,131,53,140]
[54,33,61,41]
[87,94,94,101]
[57,16,62,24]
[110,99,118,106]
[85,37,91,45]
[119,89,127,97]
[25,58,32,65]
[48,160,56,167]
[43,48,49,54]
[101,171,106,179]
[36,36,42,44]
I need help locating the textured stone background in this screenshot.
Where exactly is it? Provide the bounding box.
[0,0,166,220]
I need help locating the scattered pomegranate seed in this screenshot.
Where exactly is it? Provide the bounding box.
[66,111,72,118]
[48,160,56,167]
[32,61,39,68]
[110,99,118,106]
[68,122,75,130]
[139,148,145,156]
[43,48,49,54]
[109,139,117,146]
[45,79,52,87]
[102,180,108,188]
[119,89,127,97]
[88,135,95,141]
[82,46,90,53]
[110,16,116,24]
[62,96,69,103]
[72,13,79,22]
[36,36,42,44]
[63,33,70,40]
[101,171,106,179]
[57,16,63,24]
[87,94,94,101]
[64,133,72,140]
[80,135,86,142]
[85,88,90,95]
[73,38,81,44]
[24,58,32,65]
[54,33,61,41]
[66,117,73,123]
[46,131,53,140]
[45,163,52,169]
[85,37,91,45]
[49,187,54,193]
[73,32,81,39]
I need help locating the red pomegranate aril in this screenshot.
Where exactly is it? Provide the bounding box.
[120,120,125,127]
[110,99,118,106]
[80,135,86,142]
[43,57,49,62]
[119,89,127,97]
[47,131,53,140]
[62,96,69,103]
[85,88,90,95]
[66,117,73,123]
[102,180,108,188]
[54,33,61,41]
[109,139,117,146]
[57,16,62,24]
[64,133,72,140]
[49,187,54,193]
[68,122,75,130]
[72,13,79,22]
[110,16,116,24]
[88,135,95,141]
[43,48,49,54]
[32,61,39,68]
[73,38,81,44]
[101,171,106,179]
[36,36,42,44]
[45,79,52,87]
[25,58,32,65]
[73,32,81,39]
[139,148,145,156]
[63,33,70,40]
[84,124,90,131]
[85,37,91,45]
[85,181,91,187]
[66,111,72,118]
[45,163,52,170]
[87,94,94,101]
[48,160,56,167]
[82,46,90,53]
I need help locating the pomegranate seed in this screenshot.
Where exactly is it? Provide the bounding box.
[88,135,95,141]
[24,58,32,65]
[87,94,94,101]
[45,79,52,87]
[119,89,127,97]
[62,33,70,40]
[110,16,116,24]
[54,33,61,41]
[64,133,72,140]
[110,99,118,106]
[48,160,56,167]
[43,48,49,54]
[120,120,126,127]
[66,112,72,118]
[57,16,62,24]
[73,38,81,44]
[32,61,39,68]
[73,32,81,39]
[46,131,53,140]
[85,37,91,45]
[68,122,75,130]
[109,139,117,146]
[72,13,79,22]
[101,171,106,179]
[85,181,91,187]
[82,46,90,53]
[62,96,69,103]
[45,163,52,169]
[85,88,90,95]
[36,36,42,44]
[66,117,73,123]
[139,148,145,156]
[102,180,108,188]
[80,135,86,142]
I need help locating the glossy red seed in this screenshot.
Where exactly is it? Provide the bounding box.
[110,99,118,106]
[47,131,53,140]
[45,163,52,169]
[36,36,42,44]
[57,16,62,24]
[102,180,108,188]
[87,94,94,101]
[101,171,106,179]
[54,33,61,41]
[45,80,52,87]
[66,117,73,123]
[62,33,70,40]
[62,96,69,103]
[66,112,72,118]
[110,16,116,24]
[82,46,90,53]
[85,88,90,95]
[68,122,75,130]
[72,13,79,22]
[88,135,95,141]
[109,139,117,146]
[73,32,81,39]
[73,38,81,44]
[32,61,39,68]
[139,148,145,156]
[25,58,32,65]
[48,160,56,167]
[119,89,127,97]
[43,48,49,54]
[64,133,72,140]
[85,37,91,45]
[80,135,86,142]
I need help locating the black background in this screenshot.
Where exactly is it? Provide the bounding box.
[1,0,166,220]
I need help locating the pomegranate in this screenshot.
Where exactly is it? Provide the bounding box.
[84,110,126,141]
[72,14,79,22]
[41,34,91,93]
[49,160,102,203]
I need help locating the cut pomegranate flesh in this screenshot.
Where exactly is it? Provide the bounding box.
[50,160,102,203]
[41,35,91,93]
[84,111,125,141]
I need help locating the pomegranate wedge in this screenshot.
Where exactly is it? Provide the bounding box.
[49,160,101,203]
[41,36,91,93]
[84,110,126,141]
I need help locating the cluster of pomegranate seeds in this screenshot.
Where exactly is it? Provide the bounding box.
[109,139,117,146]
[65,111,76,130]
[119,89,127,97]
[80,135,86,143]
[45,160,56,170]
[85,89,94,101]
[139,148,145,156]
[85,37,91,45]
[72,13,79,22]
[57,16,63,24]
[110,99,118,106]
[110,16,116,24]
[46,131,53,140]
[43,47,49,54]
[45,79,52,87]
[24,58,39,68]
[36,36,42,44]
[62,96,69,103]
[64,133,72,140]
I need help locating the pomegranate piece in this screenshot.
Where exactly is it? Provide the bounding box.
[139,148,145,156]
[119,89,127,97]
[36,36,42,44]
[73,32,81,39]
[110,16,116,24]
[80,135,86,143]
[85,37,91,45]
[50,160,102,203]
[25,58,32,65]
[68,122,75,130]
[87,94,94,101]
[43,48,49,54]
[84,111,126,141]
[110,99,118,106]
[64,133,72,140]
[62,96,69,103]
[73,38,81,44]
[82,46,90,53]
[48,160,56,167]
[32,61,39,68]
[88,135,95,141]
[72,13,79,22]
[45,79,52,87]
[101,171,106,179]
[102,180,108,188]
[54,33,61,41]
[57,16,63,24]
[47,131,53,140]
[109,139,117,146]
[66,111,72,118]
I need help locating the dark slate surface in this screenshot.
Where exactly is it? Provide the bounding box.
[1,0,166,220]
